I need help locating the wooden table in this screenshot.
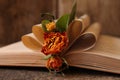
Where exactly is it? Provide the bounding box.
[0,66,120,80]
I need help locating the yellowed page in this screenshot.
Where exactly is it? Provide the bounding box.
[87,35,120,59]
[0,42,46,67]
[65,22,101,54]
[65,35,120,74]
[0,35,120,74]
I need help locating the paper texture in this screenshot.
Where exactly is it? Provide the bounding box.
[65,35,120,74]
[0,35,120,74]
[0,14,120,74]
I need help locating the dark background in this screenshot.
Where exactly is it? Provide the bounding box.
[0,0,57,45]
[0,0,120,45]
[59,0,120,37]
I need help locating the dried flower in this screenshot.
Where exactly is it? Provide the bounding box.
[46,22,55,31]
[41,32,68,55]
[46,56,63,71]
[22,0,77,74]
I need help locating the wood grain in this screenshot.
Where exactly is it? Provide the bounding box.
[0,67,120,80]
[0,0,57,45]
[1,0,120,45]
[59,0,120,37]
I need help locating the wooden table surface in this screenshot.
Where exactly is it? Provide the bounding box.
[0,66,120,80]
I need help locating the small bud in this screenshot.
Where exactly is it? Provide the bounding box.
[46,56,63,71]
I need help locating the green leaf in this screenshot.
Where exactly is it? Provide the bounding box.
[43,54,52,60]
[69,0,77,24]
[41,20,50,32]
[56,14,70,32]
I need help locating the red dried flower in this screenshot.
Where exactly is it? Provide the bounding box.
[46,56,63,71]
[41,32,68,55]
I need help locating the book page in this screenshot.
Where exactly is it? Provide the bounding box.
[87,35,120,59]
[65,22,101,54]
[65,35,120,74]
[0,42,46,67]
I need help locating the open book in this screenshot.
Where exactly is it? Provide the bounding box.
[0,15,120,74]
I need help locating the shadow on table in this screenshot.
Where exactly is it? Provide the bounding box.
[0,66,120,77]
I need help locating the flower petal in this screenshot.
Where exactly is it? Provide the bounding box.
[21,35,42,51]
[67,20,82,44]
[32,24,44,45]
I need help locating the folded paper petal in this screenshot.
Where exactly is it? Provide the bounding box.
[65,22,101,56]
[22,36,42,51]
[62,14,91,56]
[69,33,96,52]
[79,14,90,32]
[32,24,44,45]
[67,20,82,44]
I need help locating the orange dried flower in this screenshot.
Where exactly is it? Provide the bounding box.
[46,56,63,71]
[41,32,68,55]
[46,22,55,31]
